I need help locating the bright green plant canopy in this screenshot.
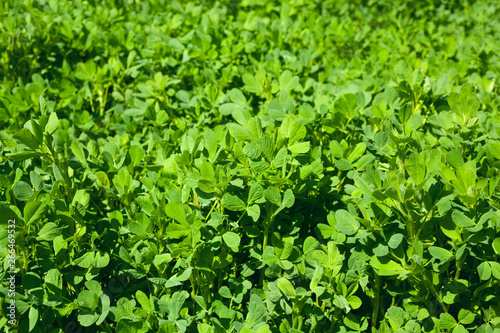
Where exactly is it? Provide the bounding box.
[1,0,500,332]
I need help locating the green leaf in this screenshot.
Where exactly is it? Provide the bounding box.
[165,201,188,225]
[256,137,273,160]
[45,112,59,135]
[458,309,475,325]
[407,114,423,130]
[388,306,406,328]
[373,244,389,257]
[488,142,500,159]
[229,88,247,106]
[448,83,479,122]
[168,38,184,53]
[197,323,215,333]
[347,295,362,310]
[274,189,295,216]
[222,232,241,249]
[30,119,43,143]
[96,294,110,326]
[281,189,295,208]
[418,309,429,321]
[24,201,47,225]
[229,124,253,141]
[23,272,42,293]
[74,252,95,269]
[85,280,102,295]
[490,262,500,279]
[30,171,43,191]
[334,210,360,235]
[405,152,426,184]
[78,290,99,310]
[6,151,43,161]
[136,290,152,312]
[285,119,306,144]
[44,269,63,295]
[246,294,266,327]
[452,210,475,228]
[94,252,109,268]
[395,60,413,83]
[272,147,287,168]
[78,310,99,327]
[374,132,388,149]
[72,189,90,215]
[344,313,361,330]
[335,158,353,171]
[335,94,357,117]
[243,142,261,159]
[242,73,262,93]
[129,213,154,236]
[28,307,38,332]
[13,128,40,150]
[13,181,33,201]
[128,145,144,168]
[204,129,217,161]
[218,286,232,299]
[399,103,412,124]
[0,131,16,148]
[440,313,458,329]
[277,277,296,297]
[477,262,491,280]
[279,70,299,91]
[165,223,189,239]
[39,95,48,114]
[222,193,246,211]
[428,246,453,261]
[37,222,58,241]
[370,256,409,276]
[447,149,464,169]
[493,238,500,255]
[248,117,263,139]
[453,325,469,333]
[388,233,404,249]
[248,183,264,204]
[264,187,281,206]
[247,204,260,222]
[200,162,215,180]
[287,141,310,155]
[71,139,87,166]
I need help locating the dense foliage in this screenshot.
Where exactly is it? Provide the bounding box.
[1,0,500,332]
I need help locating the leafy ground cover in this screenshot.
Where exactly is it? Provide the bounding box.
[1,0,500,332]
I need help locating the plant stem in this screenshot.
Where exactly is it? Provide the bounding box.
[260,206,274,287]
[422,271,448,313]
[46,139,73,198]
[371,273,380,329]
[204,199,218,221]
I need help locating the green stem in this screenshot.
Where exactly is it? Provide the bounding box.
[455,254,465,280]
[262,225,269,251]
[203,278,211,324]
[259,224,270,288]
[473,279,492,299]
[101,320,113,333]
[204,199,218,221]
[46,139,73,198]
[217,270,223,291]
[235,210,246,225]
[422,271,448,313]
[260,207,274,287]
[189,274,197,313]
[371,273,381,329]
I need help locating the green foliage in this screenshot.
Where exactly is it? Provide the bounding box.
[1,0,500,332]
